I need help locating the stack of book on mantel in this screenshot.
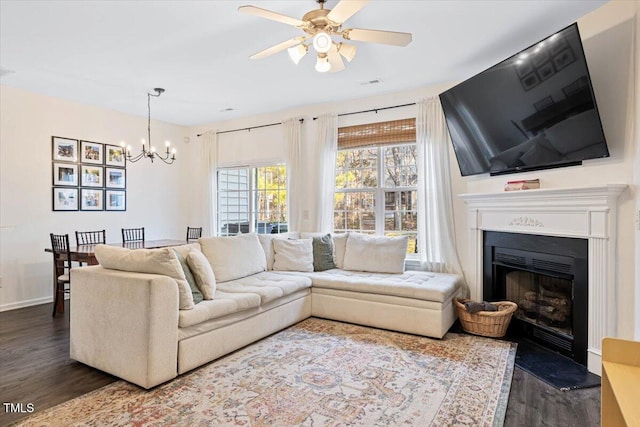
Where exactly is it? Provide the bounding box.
[504,179,540,191]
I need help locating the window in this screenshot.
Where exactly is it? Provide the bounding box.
[217,165,287,235]
[334,140,418,255]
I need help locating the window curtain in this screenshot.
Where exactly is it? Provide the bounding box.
[284,117,303,232]
[416,97,465,279]
[201,131,218,236]
[316,114,338,233]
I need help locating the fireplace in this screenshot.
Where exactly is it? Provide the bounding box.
[459,184,626,374]
[483,232,588,365]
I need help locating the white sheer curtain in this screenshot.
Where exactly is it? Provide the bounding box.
[201,131,218,236]
[315,114,338,233]
[284,117,303,232]
[416,97,464,279]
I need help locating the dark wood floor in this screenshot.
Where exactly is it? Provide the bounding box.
[1,302,600,426]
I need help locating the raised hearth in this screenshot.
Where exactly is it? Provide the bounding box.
[460,184,626,375]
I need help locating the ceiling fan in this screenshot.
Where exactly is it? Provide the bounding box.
[238,0,412,73]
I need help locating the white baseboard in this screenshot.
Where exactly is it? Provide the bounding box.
[0,296,52,312]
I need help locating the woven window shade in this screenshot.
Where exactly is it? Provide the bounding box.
[338,118,416,149]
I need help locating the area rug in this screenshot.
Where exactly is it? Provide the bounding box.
[14,318,516,426]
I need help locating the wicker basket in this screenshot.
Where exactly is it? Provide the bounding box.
[455,299,518,338]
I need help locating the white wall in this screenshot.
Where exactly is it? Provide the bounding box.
[0,85,198,311]
[189,2,638,338]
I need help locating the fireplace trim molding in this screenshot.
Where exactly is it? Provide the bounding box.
[459,184,627,375]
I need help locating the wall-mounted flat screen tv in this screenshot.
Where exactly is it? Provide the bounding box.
[440,23,609,176]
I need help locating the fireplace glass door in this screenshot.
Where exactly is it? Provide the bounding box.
[504,269,573,338]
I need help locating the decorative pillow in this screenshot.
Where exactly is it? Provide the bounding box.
[257,232,301,270]
[173,250,203,304]
[342,233,408,274]
[172,242,201,259]
[273,239,314,272]
[199,233,266,282]
[312,234,336,271]
[94,245,194,310]
[332,233,349,269]
[186,251,216,300]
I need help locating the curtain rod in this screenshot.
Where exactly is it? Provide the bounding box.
[312,102,416,120]
[197,118,304,137]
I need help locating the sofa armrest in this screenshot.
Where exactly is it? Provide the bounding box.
[70,266,179,389]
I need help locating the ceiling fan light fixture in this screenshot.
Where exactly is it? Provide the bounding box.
[315,53,331,73]
[287,43,308,64]
[338,43,357,62]
[312,31,332,53]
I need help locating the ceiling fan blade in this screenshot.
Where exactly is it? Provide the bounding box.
[327,0,370,24]
[238,5,305,27]
[343,28,412,46]
[327,47,345,73]
[249,37,307,60]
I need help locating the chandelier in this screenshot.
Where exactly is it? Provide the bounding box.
[122,88,176,164]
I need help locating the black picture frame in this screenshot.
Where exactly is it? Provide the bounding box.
[52,162,79,186]
[52,187,79,211]
[80,140,104,165]
[553,48,576,71]
[532,50,549,68]
[536,61,556,81]
[105,190,126,211]
[520,72,541,91]
[105,167,126,189]
[52,137,78,163]
[80,188,104,211]
[105,145,126,167]
[81,165,104,187]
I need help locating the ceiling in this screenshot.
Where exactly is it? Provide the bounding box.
[0,0,607,127]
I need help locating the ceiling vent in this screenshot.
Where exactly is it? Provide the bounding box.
[360,79,383,86]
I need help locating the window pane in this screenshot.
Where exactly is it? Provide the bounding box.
[217,165,287,235]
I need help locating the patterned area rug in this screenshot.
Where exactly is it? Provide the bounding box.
[14,318,516,426]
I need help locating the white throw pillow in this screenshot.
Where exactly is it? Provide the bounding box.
[94,245,195,310]
[257,232,301,270]
[272,239,314,272]
[332,233,349,269]
[199,233,267,282]
[342,233,408,274]
[186,251,216,299]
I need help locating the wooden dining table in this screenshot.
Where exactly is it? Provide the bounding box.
[45,239,189,314]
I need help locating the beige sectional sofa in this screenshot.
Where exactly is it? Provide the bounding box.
[70,232,464,389]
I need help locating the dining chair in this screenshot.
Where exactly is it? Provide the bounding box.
[122,227,145,244]
[50,233,72,317]
[186,227,203,241]
[75,229,106,246]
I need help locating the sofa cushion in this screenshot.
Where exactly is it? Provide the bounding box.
[173,250,203,304]
[332,233,349,269]
[273,239,314,272]
[172,242,201,259]
[217,272,312,304]
[186,250,216,300]
[178,291,261,328]
[312,234,336,271]
[257,232,301,270]
[199,233,266,282]
[302,269,461,303]
[94,245,194,310]
[342,233,408,274]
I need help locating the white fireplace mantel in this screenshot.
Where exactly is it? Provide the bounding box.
[459,184,627,375]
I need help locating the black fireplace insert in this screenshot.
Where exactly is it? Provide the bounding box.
[483,231,588,365]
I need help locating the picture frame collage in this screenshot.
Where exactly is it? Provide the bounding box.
[52,136,127,211]
[515,36,576,92]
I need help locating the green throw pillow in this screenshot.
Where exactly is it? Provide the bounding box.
[173,249,203,304]
[313,234,336,271]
